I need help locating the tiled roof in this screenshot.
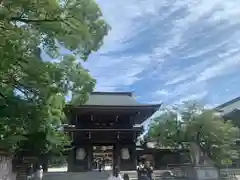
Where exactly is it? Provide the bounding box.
[216,96,240,109]
[215,96,240,115]
[83,92,161,107]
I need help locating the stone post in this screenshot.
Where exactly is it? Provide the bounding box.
[0,151,16,180]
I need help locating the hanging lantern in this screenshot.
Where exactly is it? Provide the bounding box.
[76,148,86,160]
[101,146,107,151]
[121,148,130,160]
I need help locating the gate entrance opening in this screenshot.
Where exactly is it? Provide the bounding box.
[92,145,113,170]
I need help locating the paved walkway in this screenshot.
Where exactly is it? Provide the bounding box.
[47,166,240,180]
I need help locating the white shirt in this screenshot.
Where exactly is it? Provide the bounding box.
[108,175,115,180]
[116,175,123,180]
[108,174,123,180]
[35,169,43,179]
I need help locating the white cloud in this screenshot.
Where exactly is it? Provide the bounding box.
[176,91,208,104]
[155,89,169,96]
[196,50,240,82]
[95,0,166,53]
[84,54,152,91]
[172,81,207,98]
[83,0,240,106]
[204,104,218,109]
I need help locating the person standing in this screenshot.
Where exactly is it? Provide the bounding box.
[108,173,115,180]
[98,159,102,172]
[114,166,123,180]
[137,161,148,180]
[26,164,33,180]
[108,167,123,180]
[137,160,155,180]
[93,159,97,170]
[34,165,43,180]
[123,173,130,180]
[102,158,105,171]
[145,161,154,180]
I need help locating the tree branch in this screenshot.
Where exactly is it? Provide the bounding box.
[0,91,7,100]
[1,77,39,100]
[19,11,25,18]
[11,17,62,23]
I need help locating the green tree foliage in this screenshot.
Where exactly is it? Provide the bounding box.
[148,102,240,167]
[0,0,110,154]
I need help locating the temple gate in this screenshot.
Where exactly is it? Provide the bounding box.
[64,92,160,172]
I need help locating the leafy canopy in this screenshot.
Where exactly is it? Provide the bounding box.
[148,102,240,166]
[0,0,110,154]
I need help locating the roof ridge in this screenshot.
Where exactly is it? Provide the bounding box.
[216,96,240,109]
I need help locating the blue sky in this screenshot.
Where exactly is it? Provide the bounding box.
[83,0,240,107]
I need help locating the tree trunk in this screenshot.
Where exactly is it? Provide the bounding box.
[0,155,16,180]
[189,142,201,165]
[189,142,215,166]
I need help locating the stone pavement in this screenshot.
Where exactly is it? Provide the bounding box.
[46,167,240,180]
[43,171,109,180]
